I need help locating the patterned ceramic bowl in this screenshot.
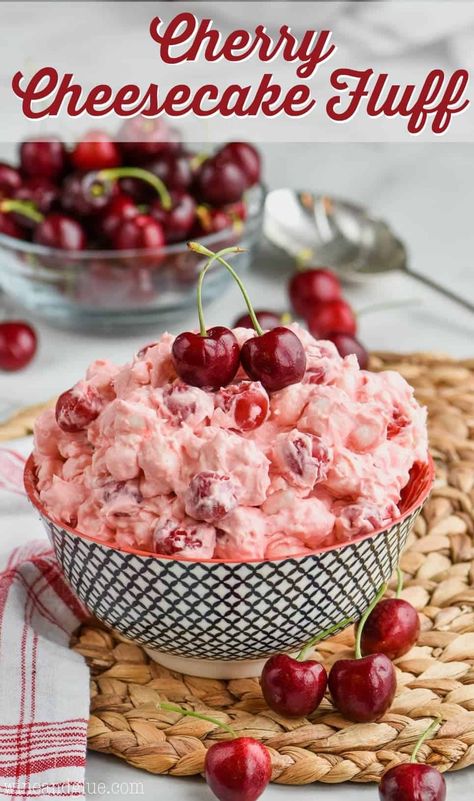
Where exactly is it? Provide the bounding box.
[24,456,434,679]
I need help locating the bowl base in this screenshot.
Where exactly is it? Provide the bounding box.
[144,649,280,679]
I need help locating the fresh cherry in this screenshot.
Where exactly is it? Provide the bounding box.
[34,213,87,251]
[240,327,306,392]
[0,162,22,198]
[0,211,23,239]
[379,719,445,801]
[61,173,116,217]
[328,585,397,722]
[12,178,59,228]
[216,381,269,432]
[327,332,369,369]
[172,326,240,390]
[380,764,446,801]
[112,213,165,250]
[196,156,247,206]
[20,138,67,181]
[234,310,282,330]
[97,194,138,241]
[218,142,261,188]
[193,206,234,237]
[289,268,341,318]
[71,130,121,171]
[0,321,37,371]
[361,571,420,660]
[307,298,357,338]
[150,191,196,244]
[55,383,103,432]
[260,621,350,718]
[205,738,271,801]
[148,153,192,192]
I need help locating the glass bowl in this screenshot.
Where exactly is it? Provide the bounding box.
[0,184,265,332]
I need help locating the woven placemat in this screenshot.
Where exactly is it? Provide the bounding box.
[6,352,474,783]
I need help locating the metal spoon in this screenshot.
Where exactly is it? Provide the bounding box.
[263,188,474,313]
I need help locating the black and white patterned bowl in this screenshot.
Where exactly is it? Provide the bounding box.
[25,456,434,678]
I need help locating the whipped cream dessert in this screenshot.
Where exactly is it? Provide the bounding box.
[33,324,428,560]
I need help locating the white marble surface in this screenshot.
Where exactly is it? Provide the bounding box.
[1,141,474,799]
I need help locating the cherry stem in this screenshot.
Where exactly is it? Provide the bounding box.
[159,700,236,739]
[297,617,353,662]
[189,242,263,337]
[0,199,44,224]
[410,717,442,764]
[396,567,404,599]
[355,583,387,659]
[357,299,420,317]
[193,245,245,336]
[98,167,172,210]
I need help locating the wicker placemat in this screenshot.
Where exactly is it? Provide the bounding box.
[6,353,474,783]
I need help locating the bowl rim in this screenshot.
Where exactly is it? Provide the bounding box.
[0,184,266,261]
[24,453,435,566]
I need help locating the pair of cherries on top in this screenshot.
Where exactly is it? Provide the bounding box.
[171,243,306,393]
[261,572,419,723]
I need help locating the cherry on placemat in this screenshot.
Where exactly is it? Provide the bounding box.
[0,321,37,371]
[205,737,272,801]
[328,585,397,722]
[240,327,306,392]
[172,326,240,390]
[361,569,420,660]
[289,267,341,318]
[261,620,350,718]
[379,718,445,801]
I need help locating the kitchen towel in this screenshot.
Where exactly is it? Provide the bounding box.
[0,457,89,801]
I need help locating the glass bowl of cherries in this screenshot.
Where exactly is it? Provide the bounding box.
[0,121,264,332]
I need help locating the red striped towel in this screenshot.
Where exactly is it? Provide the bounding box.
[0,532,89,800]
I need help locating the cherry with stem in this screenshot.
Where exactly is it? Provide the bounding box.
[188,242,307,392]
[328,583,397,723]
[261,618,352,718]
[157,699,271,801]
[171,245,243,390]
[379,718,446,801]
[361,566,421,661]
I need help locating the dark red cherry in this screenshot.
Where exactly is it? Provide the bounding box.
[20,138,67,180]
[361,598,420,660]
[119,117,180,163]
[0,321,37,371]
[55,384,103,432]
[98,193,138,241]
[0,211,24,239]
[240,327,306,392]
[289,269,341,318]
[150,191,196,243]
[307,298,357,338]
[218,142,261,187]
[205,737,271,801]
[234,310,281,330]
[12,178,59,229]
[172,326,240,390]
[34,213,87,251]
[61,173,117,217]
[261,653,327,717]
[327,332,369,369]
[71,130,121,171]
[112,213,165,250]
[379,764,446,801]
[148,153,192,192]
[196,156,247,206]
[0,162,22,198]
[328,652,396,722]
[225,199,248,223]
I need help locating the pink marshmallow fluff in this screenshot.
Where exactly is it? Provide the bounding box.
[33,324,428,561]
